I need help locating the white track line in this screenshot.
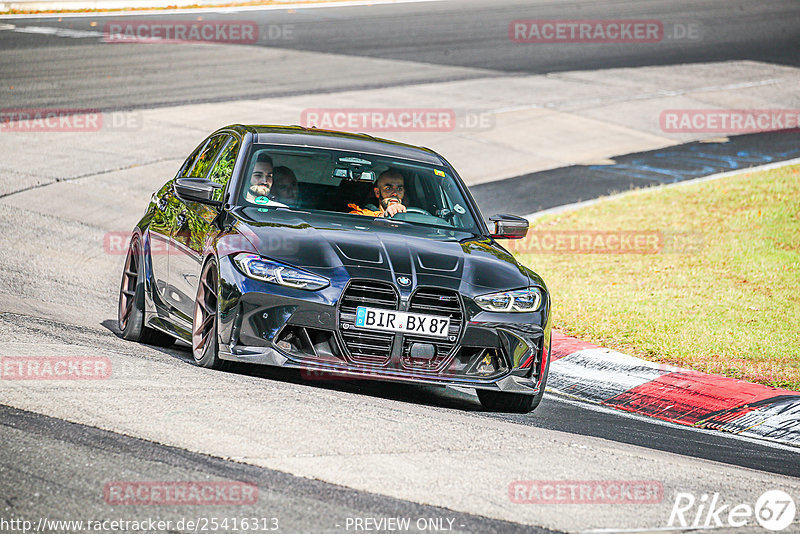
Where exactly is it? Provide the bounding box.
[0,0,445,19]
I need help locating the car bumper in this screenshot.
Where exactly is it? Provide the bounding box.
[218,344,547,394]
[217,256,551,395]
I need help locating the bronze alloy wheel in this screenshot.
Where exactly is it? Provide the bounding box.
[118,241,139,333]
[117,237,173,346]
[192,260,223,368]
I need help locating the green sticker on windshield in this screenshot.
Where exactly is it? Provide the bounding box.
[434,169,445,177]
[254,196,270,205]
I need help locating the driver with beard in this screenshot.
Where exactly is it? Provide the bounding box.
[245,153,287,207]
[348,169,408,217]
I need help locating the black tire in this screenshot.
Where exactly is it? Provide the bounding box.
[477,347,550,413]
[118,237,174,347]
[192,259,227,370]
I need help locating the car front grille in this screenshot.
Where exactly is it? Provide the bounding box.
[402,288,463,370]
[338,280,398,365]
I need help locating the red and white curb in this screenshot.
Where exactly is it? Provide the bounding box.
[548,332,800,447]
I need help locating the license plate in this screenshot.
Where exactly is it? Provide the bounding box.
[354,306,450,338]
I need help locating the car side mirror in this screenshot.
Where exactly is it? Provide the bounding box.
[488,214,528,239]
[174,178,223,207]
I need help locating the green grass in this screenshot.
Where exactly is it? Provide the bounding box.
[512,164,800,390]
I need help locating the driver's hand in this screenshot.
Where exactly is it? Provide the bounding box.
[383,201,406,217]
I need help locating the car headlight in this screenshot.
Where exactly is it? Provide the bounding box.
[233,254,329,290]
[475,287,542,312]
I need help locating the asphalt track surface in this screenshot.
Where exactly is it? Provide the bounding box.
[0,404,551,534]
[471,130,800,216]
[2,1,800,532]
[0,0,798,109]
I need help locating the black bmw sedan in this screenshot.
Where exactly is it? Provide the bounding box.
[118,125,551,412]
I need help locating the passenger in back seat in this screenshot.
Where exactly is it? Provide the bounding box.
[271,166,299,206]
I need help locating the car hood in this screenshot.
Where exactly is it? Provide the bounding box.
[231,208,536,294]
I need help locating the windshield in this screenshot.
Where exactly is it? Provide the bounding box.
[235,144,481,233]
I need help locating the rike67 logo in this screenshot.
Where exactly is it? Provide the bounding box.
[669,490,796,531]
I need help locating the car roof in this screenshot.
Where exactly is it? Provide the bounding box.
[218,125,445,165]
